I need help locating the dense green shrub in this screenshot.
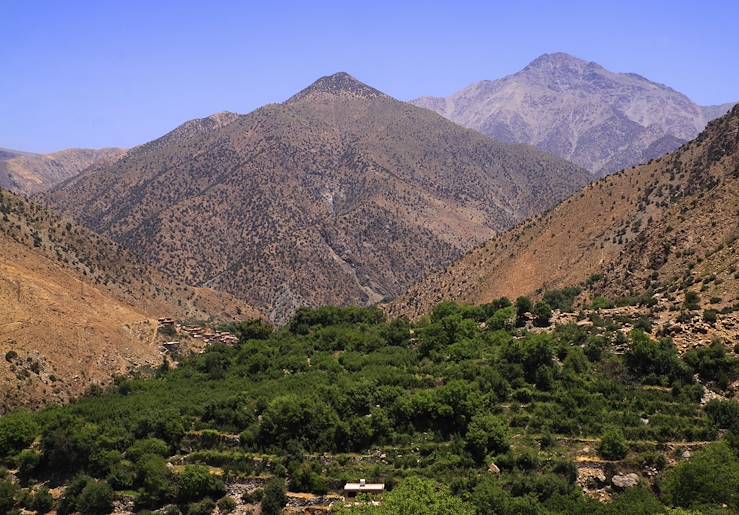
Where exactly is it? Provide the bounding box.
[0,410,38,458]
[663,442,739,509]
[684,340,738,386]
[543,288,581,312]
[261,478,287,515]
[464,414,510,463]
[0,479,18,514]
[177,465,225,503]
[26,486,55,513]
[598,429,628,460]
[78,479,113,515]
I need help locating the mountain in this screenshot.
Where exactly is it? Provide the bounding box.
[412,53,736,176]
[44,72,590,323]
[0,146,126,195]
[390,105,739,321]
[0,188,260,412]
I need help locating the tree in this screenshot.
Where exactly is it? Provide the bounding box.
[136,454,176,507]
[177,465,225,503]
[471,477,543,515]
[533,301,552,327]
[0,410,38,458]
[465,414,510,463]
[663,442,739,509]
[14,449,41,479]
[0,479,17,514]
[261,478,287,515]
[488,306,516,330]
[598,428,628,460]
[41,417,99,475]
[27,487,54,514]
[126,438,170,461]
[76,480,113,515]
[515,297,533,326]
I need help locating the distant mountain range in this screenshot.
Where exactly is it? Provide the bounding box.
[0,147,125,195]
[44,72,590,322]
[413,53,736,175]
[390,105,739,321]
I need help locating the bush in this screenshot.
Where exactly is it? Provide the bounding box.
[488,306,516,330]
[136,454,176,507]
[14,449,41,479]
[543,287,581,312]
[27,487,54,513]
[705,399,739,429]
[533,302,552,327]
[598,429,628,460]
[464,414,510,463]
[0,410,38,458]
[261,478,286,515]
[703,309,718,324]
[684,340,738,386]
[187,498,216,515]
[624,331,691,384]
[127,437,170,461]
[76,479,113,515]
[0,479,18,514]
[217,496,237,513]
[177,465,225,503]
[107,459,137,490]
[663,442,739,509]
[684,291,701,310]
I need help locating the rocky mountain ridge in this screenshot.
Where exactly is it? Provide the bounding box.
[413,52,736,175]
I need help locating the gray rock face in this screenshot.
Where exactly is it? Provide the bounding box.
[611,473,640,489]
[412,53,736,175]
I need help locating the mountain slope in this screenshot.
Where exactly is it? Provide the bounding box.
[390,105,739,319]
[0,147,126,194]
[0,188,260,412]
[413,53,736,175]
[44,72,590,322]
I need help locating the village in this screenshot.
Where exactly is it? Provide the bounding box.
[156,318,241,360]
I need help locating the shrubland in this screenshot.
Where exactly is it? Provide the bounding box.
[0,301,737,514]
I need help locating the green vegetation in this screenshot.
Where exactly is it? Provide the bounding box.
[0,303,736,514]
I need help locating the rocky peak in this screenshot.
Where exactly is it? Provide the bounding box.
[285,72,388,103]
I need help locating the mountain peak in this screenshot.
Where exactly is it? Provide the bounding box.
[286,72,387,103]
[523,52,594,71]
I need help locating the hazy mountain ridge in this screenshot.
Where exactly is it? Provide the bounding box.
[0,147,126,194]
[45,73,590,322]
[413,52,736,175]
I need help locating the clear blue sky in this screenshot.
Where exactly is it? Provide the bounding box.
[2,0,737,153]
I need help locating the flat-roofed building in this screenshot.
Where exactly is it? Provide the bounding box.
[344,479,384,498]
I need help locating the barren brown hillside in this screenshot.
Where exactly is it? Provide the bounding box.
[0,189,260,412]
[44,73,590,322]
[390,105,739,319]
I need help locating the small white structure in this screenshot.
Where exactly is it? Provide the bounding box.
[344,479,385,498]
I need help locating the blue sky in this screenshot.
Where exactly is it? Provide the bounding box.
[2,0,738,153]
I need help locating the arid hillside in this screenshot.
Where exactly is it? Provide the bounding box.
[0,147,125,194]
[44,72,590,322]
[391,105,739,320]
[0,189,260,412]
